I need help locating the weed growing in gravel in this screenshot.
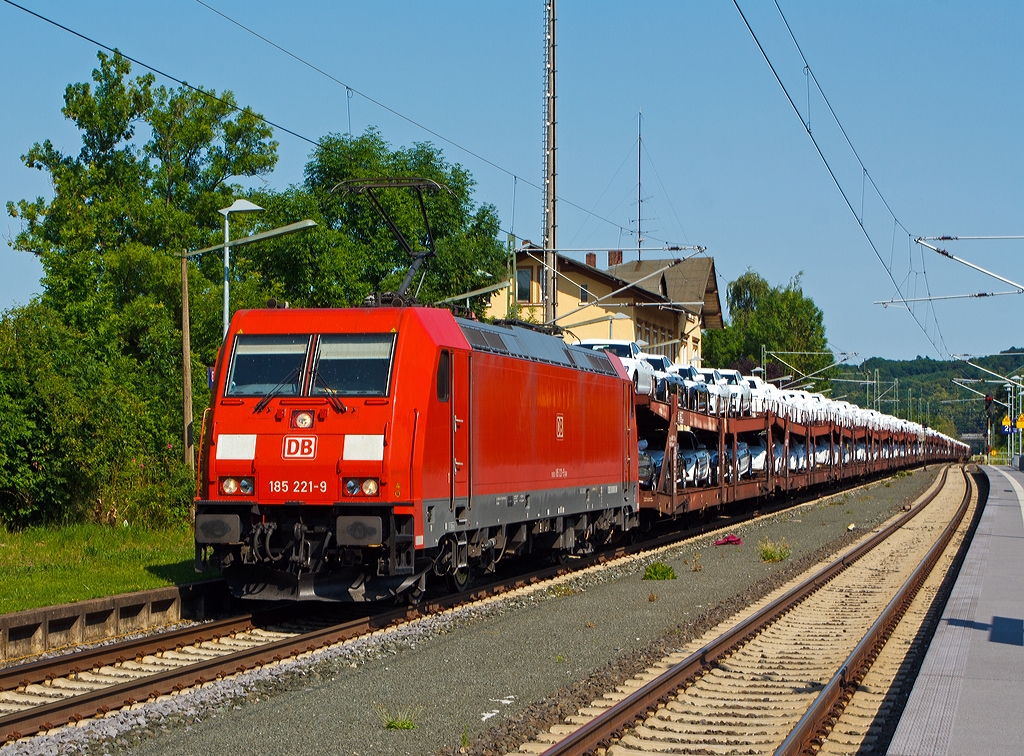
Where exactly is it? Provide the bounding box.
[691,552,702,572]
[375,703,421,730]
[643,561,677,580]
[546,584,580,597]
[758,538,792,563]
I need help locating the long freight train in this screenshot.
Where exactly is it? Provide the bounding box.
[193,305,967,602]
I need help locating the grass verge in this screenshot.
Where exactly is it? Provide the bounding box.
[0,523,204,614]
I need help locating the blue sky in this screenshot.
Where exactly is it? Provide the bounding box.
[2,1,1022,361]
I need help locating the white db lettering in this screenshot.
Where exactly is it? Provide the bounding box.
[283,436,317,459]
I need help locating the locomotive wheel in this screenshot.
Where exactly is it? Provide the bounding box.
[445,565,471,593]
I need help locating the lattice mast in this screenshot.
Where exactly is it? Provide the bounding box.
[637,109,643,260]
[542,0,557,322]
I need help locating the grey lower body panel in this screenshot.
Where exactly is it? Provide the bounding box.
[421,480,638,549]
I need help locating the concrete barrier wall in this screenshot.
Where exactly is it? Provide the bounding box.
[0,580,228,663]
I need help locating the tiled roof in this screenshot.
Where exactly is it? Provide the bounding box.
[608,257,723,329]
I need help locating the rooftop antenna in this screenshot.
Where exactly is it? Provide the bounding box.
[637,109,643,260]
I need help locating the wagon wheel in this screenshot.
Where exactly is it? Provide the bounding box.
[445,564,472,593]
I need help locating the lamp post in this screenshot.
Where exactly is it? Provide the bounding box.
[220,199,265,339]
[180,217,317,469]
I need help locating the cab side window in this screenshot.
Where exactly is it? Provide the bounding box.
[436,350,450,402]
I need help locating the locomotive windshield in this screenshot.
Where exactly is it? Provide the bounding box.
[311,334,396,396]
[226,335,310,396]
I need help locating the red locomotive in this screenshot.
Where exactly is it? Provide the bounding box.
[194,306,639,602]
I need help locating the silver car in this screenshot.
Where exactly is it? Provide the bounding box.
[677,431,712,486]
[669,364,711,414]
[642,354,690,403]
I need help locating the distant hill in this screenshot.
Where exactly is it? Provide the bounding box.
[831,348,1024,453]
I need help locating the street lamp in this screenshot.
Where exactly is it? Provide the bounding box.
[180,217,317,469]
[220,199,265,338]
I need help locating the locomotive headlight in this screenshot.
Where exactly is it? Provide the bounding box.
[221,477,239,495]
[291,410,314,429]
[345,479,360,496]
[239,477,254,495]
[361,478,379,496]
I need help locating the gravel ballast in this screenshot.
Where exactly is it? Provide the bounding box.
[1,467,944,756]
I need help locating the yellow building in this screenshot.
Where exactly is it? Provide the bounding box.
[486,249,723,365]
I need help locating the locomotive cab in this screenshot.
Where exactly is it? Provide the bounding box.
[195,306,640,602]
[195,307,450,601]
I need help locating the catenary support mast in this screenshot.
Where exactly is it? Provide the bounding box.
[542,0,557,323]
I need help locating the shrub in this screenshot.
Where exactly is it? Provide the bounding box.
[375,704,420,730]
[643,561,677,580]
[759,538,792,563]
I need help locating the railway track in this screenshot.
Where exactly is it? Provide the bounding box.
[0,467,941,747]
[525,464,974,756]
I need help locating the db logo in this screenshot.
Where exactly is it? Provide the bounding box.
[283,436,317,459]
[556,414,564,440]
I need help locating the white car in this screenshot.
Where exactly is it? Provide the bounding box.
[696,368,731,416]
[744,375,779,415]
[576,339,656,396]
[717,369,752,416]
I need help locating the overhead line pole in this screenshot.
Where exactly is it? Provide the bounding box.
[542,0,557,324]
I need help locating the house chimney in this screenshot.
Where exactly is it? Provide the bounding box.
[585,252,597,268]
[608,250,623,267]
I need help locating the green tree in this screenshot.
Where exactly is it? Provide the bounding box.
[704,270,832,388]
[2,51,278,527]
[241,129,508,314]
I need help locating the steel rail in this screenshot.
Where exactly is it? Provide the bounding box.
[538,464,956,756]
[1,464,944,744]
[0,484,816,741]
[0,611,263,692]
[0,612,384,741]
[776,467,974,755]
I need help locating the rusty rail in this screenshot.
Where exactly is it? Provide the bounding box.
[538,465,961,756]
[1,466,949,744]
[776,467,975,755]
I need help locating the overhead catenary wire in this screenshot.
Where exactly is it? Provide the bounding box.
[732,0,948,358]
[192,0,678,247]
[1,0,319,148]
[3,0,678,249]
